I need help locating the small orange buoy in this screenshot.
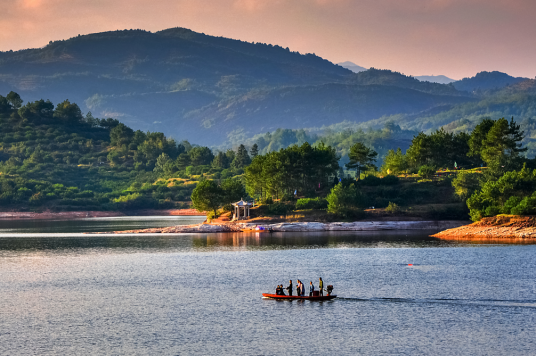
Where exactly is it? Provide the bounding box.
[408,264,413,266]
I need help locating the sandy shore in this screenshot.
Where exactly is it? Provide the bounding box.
[0,209,205,220]
[433,215,536,242]
[92,220,468,234]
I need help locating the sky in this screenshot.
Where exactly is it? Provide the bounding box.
[1,0,535,79]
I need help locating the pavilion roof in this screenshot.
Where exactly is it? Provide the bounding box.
[232,199,252,206]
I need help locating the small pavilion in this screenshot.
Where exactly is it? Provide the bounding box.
[232,199,253,220]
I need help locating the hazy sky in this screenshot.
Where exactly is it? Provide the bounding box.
[1,0,535,79]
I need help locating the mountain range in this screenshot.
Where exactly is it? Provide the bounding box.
[338,62,456,84]
[0,28,533,147]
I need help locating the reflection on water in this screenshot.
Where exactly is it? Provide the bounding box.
[1,218,536,355]
[0,215,206,234]
[0,229,459,254]
[191,230,457,250]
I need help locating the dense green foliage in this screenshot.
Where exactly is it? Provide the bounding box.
[0,92,247,211]
[2,27,535,150]
[191,180,223,216]
[467,166,536,221]
[295,197,328,210]
[2,88,535,224]
[190,178,247,217]
[326,183,361,218]
[244,142,339,200]
[346,142,378,179]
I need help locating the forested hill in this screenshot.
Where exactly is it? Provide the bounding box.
[452,71,528,93]
[0,27,533,146]
[0,27,475,145]
[0,92,255,211]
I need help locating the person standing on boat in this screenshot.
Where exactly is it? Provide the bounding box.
[296,280,301,296]
[318,277,323,296]
[309,281,315,296]
[286,280,293,296]
[300,281,306,296]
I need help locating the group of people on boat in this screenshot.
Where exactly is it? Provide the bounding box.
[275,277,327,297]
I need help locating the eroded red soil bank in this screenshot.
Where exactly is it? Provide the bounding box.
[433,215,536,243]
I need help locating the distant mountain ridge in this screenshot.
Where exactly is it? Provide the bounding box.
[414,75,455,84]
[338,61,368,73]
[452,71,528,92]
[0,28,533,146]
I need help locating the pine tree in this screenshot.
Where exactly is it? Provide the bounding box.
[250,143,259,158]
[481,117,526,172]
[345,142,377,180]
[232,144,251,169]
[212,151,230,169]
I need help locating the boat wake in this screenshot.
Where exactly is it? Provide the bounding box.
[337,297,536,309]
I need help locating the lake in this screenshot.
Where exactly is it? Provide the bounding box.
[1,217,535,355]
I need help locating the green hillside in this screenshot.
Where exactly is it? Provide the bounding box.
[1,28,534,149]
[452,71,528,93]
[0,92,241,211]
[0,28,479,146]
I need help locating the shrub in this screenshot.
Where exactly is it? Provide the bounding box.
[418,165,436,179]
[207,211,217,221]
[381,175,399,185]
[385,201,401,214]
[268,202,290,215]
[296,197,328,210]
[281,193,295,202]
[452,171,481,201]
[361,175,381,186]
[327,182,361,218]
[264,197,274,205]
[467,165,536,221]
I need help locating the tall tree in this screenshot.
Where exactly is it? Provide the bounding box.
[481,117,526,172]
[346,142,377,179]
[176,153,191,169]
[382,148,408,175]
[232,144,251,169]
[191,180,223,217]
[212,151,230,169]
[406,128,471,169]
[53,100,84,125]
[6,91,23,109]
[189,146,214,166]
[221,178,247,206]
[110,123,134,147]
[154,153,174,175]
[250,143,259,158]
[468,118,495,159]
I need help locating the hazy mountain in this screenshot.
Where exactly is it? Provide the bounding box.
[452,71,528,93]
[414,75,455,84]
[0,28,352,134]
[351,69,461,96]
[4,27,518,146]
[182,83,474,144]
[337,61,368,73]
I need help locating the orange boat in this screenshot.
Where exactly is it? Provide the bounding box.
[262,293,337,301]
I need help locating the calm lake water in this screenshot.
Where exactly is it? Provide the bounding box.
[1,218,536,355]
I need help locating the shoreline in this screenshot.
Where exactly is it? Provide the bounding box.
[0,209,206,220]
[91,220,469,234]
[433,215,536,242]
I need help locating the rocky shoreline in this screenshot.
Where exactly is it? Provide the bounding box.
[433,215,536,242]
[91,220,468,234]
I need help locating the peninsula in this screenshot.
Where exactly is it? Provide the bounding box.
[433,215,536,243]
